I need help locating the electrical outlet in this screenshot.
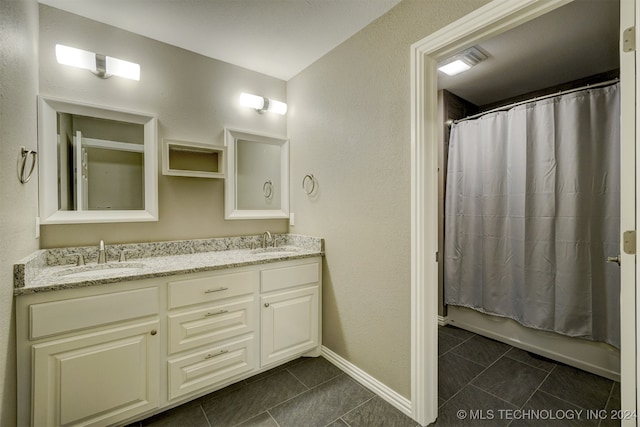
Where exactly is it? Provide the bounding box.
[289,212,295,226]
[35,216,40,239]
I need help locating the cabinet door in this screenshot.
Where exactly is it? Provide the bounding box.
[32,320,160,427]
[261,286,319,367]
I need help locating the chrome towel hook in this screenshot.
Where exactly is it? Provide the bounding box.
[18,146,37,184]
[302,174,316,195]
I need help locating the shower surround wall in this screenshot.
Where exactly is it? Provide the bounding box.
[38,4,288,247]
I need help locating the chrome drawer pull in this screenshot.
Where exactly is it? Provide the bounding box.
[204,287,229,293]
[205,350,229,360]
[204,309,229,317]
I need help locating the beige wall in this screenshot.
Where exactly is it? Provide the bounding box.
[288,0,489,398]
[39,5,289,248]
[6,0,496,416]
[0,0,40,424]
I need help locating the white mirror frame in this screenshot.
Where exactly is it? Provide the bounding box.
[224,127,289,220]
[38,96,158,224]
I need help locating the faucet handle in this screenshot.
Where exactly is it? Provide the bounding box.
[68,253,85,266]
[119,249,132,262]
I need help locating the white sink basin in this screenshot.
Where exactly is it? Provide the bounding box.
[56,263,145,279]
[250,246,302,255]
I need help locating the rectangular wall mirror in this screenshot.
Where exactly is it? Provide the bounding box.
[38,96,158,224]
[224,128,289,219]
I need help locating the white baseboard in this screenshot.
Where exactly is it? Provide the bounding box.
[321,346,413,418]
[438,316,449,326]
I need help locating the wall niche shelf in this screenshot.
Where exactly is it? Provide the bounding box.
[162,139,225,179]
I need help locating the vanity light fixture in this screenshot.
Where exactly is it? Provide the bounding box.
[55,44,140,81]
[239,92,287,115]
[438,46,488,76]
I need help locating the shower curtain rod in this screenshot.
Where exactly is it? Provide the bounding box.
[448,77,620,126]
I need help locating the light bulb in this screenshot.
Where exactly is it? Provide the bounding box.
[55,44,97,73]
[240,93,266,110]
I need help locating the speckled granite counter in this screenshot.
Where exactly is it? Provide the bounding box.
[14,234,323,296]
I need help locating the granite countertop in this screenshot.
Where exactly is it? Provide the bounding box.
[14,234,323,296]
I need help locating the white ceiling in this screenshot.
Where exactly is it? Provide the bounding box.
[39,0,619,100]
[38,0,402,81]
[438,0,620,106]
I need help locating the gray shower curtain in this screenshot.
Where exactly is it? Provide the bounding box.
[444,83,621,348]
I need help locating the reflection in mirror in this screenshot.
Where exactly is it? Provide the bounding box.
[225,128,289,219]
[57,113,144,211]
[39,97,158,224]
[237,139,281,210]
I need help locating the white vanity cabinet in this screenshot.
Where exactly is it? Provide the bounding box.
[260,260,322,367]
[16,256,322,427]
[166,270,258,400]
[16,283,161,427]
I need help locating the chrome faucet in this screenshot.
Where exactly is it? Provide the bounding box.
[98,240,107,264]
[261,231,272,249]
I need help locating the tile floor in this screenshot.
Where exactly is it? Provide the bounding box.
[126,356,419,427]
[127,326,620,427]
[435,325,621,427]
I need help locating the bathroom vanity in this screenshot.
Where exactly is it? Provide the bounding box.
[14,235,322,427]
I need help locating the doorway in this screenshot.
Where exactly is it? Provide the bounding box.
[409,0,636,425]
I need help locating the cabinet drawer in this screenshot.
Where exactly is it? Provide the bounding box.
[168,335,254,400]
[168,298,254,354]
[261,261,320,293]
[30,287,159,340]
[168,271,255,309]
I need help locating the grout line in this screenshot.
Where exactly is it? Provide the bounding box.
[502,347,558,374]
[468,383,520,408]
[438,330,475,357]
[262,374,347,417]
[532,388,591,411]
[446,337,512,369]
[282,367,311,391]
[266,410,282,427]
[438,339,466,357]
[597,381,616,427]
[285,367,342,391]
[515,364,556,410]
[199,404,212,427]
[337,395,376,423]
[439,347,511,407]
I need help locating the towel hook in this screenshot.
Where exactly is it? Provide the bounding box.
[17,146,37,184]
[302,174,316,195]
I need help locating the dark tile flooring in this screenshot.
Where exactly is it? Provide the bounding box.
[126,356,419,427]
[127,326,621,427]
[435,325,621,427]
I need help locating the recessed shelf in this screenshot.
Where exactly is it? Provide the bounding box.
[162,139,225,179]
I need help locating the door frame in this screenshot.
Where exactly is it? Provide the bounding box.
[409,0,636,425]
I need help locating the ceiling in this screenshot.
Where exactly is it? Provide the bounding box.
[39,0,619,98]
[38,0,402,81]
[437,0,620,106]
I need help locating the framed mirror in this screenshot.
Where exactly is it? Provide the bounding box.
[38,96,158,224]
[224,128,289,219]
